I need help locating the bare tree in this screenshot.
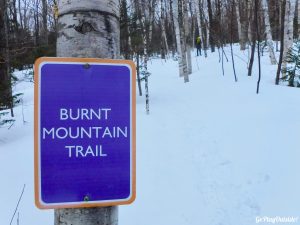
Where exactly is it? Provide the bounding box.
[263,0,277,65]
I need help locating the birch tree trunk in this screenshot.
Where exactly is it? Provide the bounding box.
[276,0,286,84]
[282,0,296,77]
[263,0,277,65]
[199,1,208,57]
[55,0,119,224]
[173,0,188,81]
[183,0,192,75]
[140,2,150,114]
[207,0,215,52]
[57,0,120,58]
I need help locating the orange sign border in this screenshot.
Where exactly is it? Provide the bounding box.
[34,57,136,209]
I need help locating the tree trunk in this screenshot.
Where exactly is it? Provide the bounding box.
[183,0,192,75]
[239,0,248,50]
[161,0,169,58]
[55,0,120,223]
[57,0,120,58]
[199,1,208,57]
[255,0,262,94]
[55,207,118,225]
[41,0,48,45]
[169,0,178,55]
[248,0,256,76]
[276,0,286,85]
[263,0,277,65]
[18,0,23,30]
[120,0,131,59]
[148,0,155,46]
[235,0,245,50]
[173,0,188,81]
[247,0,253,44]
[34,0,40,46]
[207,0,215,52]
[282,0,296,77]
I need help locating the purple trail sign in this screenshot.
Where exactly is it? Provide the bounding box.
[34,57,136,209]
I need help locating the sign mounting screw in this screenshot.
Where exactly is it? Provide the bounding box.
[84,63,90,69]
[84,195,90,202]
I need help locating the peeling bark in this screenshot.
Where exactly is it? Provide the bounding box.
[57,0,120,58]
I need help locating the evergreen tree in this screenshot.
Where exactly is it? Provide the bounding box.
[282,41,300,87]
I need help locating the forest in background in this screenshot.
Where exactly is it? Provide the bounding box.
[0,0,299,122]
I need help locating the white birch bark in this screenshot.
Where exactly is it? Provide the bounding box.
[282,0,296,77]
[141,6,150,114]
[57,0,120,58]
[173,0,184,76]
[55,0,119,223]
[183,0,192,76]
[202,2,210,51]
[173,0,188,81]
[263,0,277,65]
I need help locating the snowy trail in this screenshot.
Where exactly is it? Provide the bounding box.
[121,53,261,225]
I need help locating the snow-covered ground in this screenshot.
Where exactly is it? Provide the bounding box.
[1,45,300,225]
